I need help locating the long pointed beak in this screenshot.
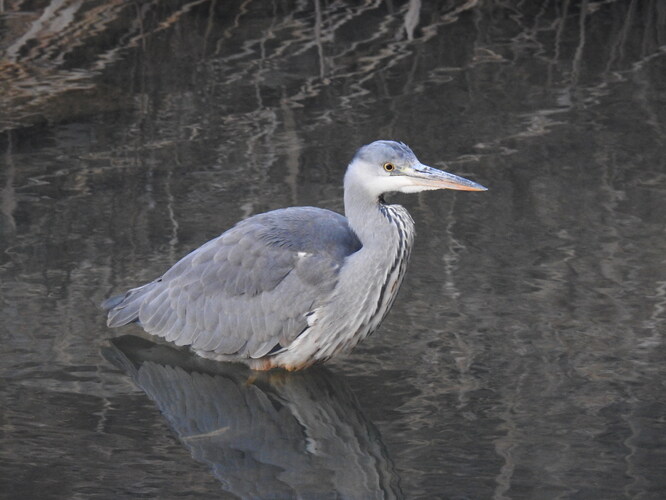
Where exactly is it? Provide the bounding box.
[409,163,487,191]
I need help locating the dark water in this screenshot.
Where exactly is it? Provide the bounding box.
[1,1,665,498]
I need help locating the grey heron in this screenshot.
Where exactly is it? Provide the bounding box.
[103,141,486,370]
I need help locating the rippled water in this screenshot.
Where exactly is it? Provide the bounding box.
[1,1,665,499]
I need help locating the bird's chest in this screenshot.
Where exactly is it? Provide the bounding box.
[355,236,412,334]
[322,227,412,345]
[277,206,414,365]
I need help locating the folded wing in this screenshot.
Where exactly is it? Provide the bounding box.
[104,207,361,359]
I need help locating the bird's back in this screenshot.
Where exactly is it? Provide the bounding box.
[248,207,362,261]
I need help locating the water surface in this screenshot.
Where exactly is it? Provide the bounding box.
[1,1,665,499]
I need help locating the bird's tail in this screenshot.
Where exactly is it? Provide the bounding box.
[102,281,160,327]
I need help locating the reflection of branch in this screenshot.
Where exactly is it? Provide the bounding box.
[467,0,665,157]
[605,0,638,73]
[314,0,325,78]
[0,133,17,235]
[0,0,209,131]
[403,0,421,41]
[549,0,570,87]
[440,0,480,25]
[569,0,587,89]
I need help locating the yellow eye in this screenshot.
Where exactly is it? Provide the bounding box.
[383,162,395,172]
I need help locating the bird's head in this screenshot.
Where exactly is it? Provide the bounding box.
[345,140,487,199]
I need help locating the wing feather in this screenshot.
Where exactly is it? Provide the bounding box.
[163,315,184,344]
[105,207,362,360]
[139,288,169,326]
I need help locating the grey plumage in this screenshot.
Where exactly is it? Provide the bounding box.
[106,208,359,359]
[103,140,486,370]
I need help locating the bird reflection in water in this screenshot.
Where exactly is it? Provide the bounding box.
[104,335,402,499]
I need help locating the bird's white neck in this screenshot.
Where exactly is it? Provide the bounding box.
[343,170,398,247]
